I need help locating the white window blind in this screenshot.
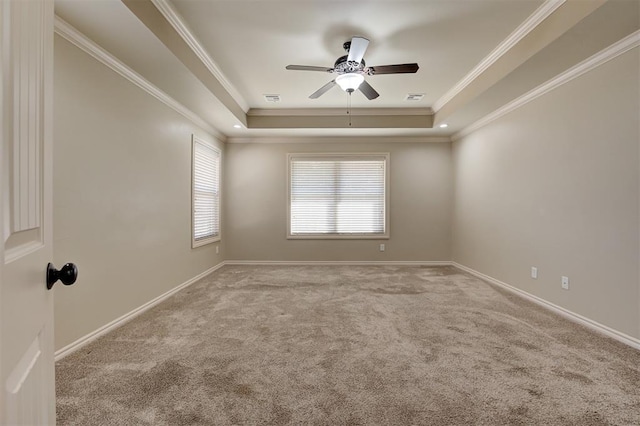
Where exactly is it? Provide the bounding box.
[289,154,388,238]
[192,137,220,247]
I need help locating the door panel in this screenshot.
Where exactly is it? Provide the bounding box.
[5,333,48,425]
[1,0,55,424]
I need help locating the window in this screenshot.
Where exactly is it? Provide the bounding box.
[192,136,220,247]
[288,153,389,239]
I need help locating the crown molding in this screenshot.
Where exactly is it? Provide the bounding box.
[433,0,566,113]
[247,114,433,129]
[452,30,640,142]
[150,0,249,112]
[225,260,452,266]
[54,16,226,142]
[248,107,434,117]
[226,136,451,144]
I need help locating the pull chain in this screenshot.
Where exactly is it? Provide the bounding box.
[348,92,352,127]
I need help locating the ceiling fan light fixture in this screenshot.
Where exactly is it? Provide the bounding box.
[335,73,364,93]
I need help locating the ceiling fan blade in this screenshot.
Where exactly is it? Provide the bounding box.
[369,63,419,75]
[286,65,334,72]
[309,80,337,99]
[358,80,379,100]
[347,36,369,64]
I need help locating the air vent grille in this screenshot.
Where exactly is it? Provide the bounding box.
[264,94,281,103]
[405,93,424,101]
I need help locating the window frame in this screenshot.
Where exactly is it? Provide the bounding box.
[287,152,390,240]
[192,135,221,248]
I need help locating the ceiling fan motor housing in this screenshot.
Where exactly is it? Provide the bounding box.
[334,55,366,74]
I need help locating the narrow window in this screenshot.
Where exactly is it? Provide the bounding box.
[192,136,220,247]
[288,153,389,239]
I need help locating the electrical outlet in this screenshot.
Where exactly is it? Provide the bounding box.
[561,276,569,290]
[531,267,538,279]
[215,246,219,255]
[379,244,385,252]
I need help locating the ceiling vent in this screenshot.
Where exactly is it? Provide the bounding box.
[264,94,281,103]
[405,93,424,101]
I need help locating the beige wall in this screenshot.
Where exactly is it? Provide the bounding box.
[53,28,639,350]
[452,48,640,339]
[224,141,452,261]
[53,36,224,350]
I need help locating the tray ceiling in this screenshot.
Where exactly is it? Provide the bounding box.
[54,0,638,139]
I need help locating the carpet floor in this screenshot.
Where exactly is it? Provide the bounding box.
[56,265,640,425]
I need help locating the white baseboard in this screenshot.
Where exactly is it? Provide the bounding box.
[55,260,639,360]
[223,260,453,266]
[452,262,640,351]
[54,262,225,361]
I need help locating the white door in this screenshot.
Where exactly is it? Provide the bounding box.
[1,0,57,424]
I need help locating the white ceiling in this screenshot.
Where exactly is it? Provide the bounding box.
[53,0,638,140]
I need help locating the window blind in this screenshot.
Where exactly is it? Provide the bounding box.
[193,139,220,245]
[289,155,387,236]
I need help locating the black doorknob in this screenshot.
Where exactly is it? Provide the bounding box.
[47,263,78,290]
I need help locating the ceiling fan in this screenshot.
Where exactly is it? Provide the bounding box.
[286,36,419,100]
